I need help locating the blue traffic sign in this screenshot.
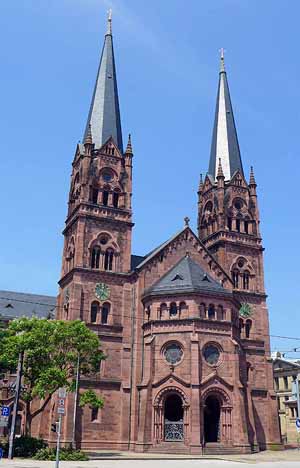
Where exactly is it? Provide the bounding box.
[296,417,300,429]
[1,406,10,417]
[0,447,3,459]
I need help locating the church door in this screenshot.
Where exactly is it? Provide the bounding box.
[164,394,184,441]
[204,395,220,443]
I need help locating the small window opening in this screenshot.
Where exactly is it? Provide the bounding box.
[102,191,109,206]
[101,303,110,324]
[104,249,114,271]
[91,302,99,323]
[243,272,250,290]
[208,304,215,320]
[172,274,184,281]
[91,247,101,269]
[169,302,177,317]
[227,217,232,230]
[91,188,98,204]
[91,407,99,421]
[232,270,239,288]
[245,320,252,338]
[113,191,119,208]
[236,218,241,232]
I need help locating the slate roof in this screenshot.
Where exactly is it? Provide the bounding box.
[0,290,56,321]
[208,53,244,181]
[83,14,123,152]
[131,255,145,271]
[144,255,230,298]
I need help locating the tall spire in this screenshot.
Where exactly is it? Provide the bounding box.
[83,10,123,152]
[208,50,243,181]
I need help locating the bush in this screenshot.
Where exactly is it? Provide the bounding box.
[0,436,46,458]
[34,446,88,461]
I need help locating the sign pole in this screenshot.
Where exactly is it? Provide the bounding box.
[55,413,62,468]
[8,350,24,460]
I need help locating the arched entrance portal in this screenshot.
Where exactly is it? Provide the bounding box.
[204,395,220,443]
[164,394,184,441]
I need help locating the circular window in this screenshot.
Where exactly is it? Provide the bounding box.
[238,258,245,268]
[164,343,183,365]
[102,171,113,182]
[99,236,109,245]
[203,344,220,366]
[234,199,243,210]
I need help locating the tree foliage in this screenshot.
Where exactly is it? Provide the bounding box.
[0,317,105,435]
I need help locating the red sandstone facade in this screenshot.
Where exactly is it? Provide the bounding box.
[35,16,281,454]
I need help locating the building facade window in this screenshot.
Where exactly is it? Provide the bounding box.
[91,301,99,323]
[104,249,114,271]
[91,246,101,269]
[101,302,110,324]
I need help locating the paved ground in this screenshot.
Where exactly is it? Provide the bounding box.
[3,450,300,468]
[2,460,300,468]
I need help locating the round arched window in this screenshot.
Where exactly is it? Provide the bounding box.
[203,344,221,366]
[164,343,183,365]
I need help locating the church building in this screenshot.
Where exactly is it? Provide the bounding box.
[45,13,281,454]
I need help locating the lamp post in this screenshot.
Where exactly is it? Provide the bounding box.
[8,349,24,459]
[71,354,80,449]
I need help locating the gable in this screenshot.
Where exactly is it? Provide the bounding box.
[136,226,232,293]
[98,136,123,158]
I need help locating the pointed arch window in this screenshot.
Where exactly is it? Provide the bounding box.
[91,301,100,323]
[227,217,232,231]
[101,302,110,324]
[91,246,101,269]
[104,248,114,271]
[236,218,241,232]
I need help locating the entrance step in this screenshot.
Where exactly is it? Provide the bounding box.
[202,443,252,455]
[148,442,190,454]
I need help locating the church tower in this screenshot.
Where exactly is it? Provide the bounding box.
[197,52,280,449]
[198,51,264,343]
[58,11,133,319]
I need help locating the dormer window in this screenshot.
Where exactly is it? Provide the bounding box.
[171,274,183,281]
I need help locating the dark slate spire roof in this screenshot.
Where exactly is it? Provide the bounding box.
[83,11,123,152]
[208,50,244,181]
[144,255,230,297]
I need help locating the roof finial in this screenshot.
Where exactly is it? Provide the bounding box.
[217,158,225,178]
[125,133,133,155]
[84,123,93,145]
[220,48,226,73]
[249,166,257,186]
[106,8,112,35]
[184,216,190,227]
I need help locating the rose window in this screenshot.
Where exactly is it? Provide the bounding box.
[164,343,183,365]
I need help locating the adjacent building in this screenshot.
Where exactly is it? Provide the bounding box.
[272,352,300,446]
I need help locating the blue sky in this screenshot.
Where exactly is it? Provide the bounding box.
[0,0,299,354]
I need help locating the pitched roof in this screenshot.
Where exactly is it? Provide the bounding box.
[134,227,187,270]
[144,255,230,297]
[83,12,123,152]
[208,52,244,181]
[0,290,56,321]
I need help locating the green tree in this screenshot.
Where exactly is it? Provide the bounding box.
[0,317,105,435]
